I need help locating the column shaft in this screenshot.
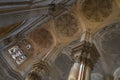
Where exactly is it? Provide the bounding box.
[78,62,85,80]
[84,65,91,80]
[68,63,80,80]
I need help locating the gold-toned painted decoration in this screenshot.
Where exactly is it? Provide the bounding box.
[28,28,53,48]
[55,14,78,37]
[82,0,113,22]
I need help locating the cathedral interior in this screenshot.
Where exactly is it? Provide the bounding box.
[0,0,120,80]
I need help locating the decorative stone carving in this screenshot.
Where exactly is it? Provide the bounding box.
[32,61,50,75]
[18,39,34,57]
[26,61,50,80]
[82,0,113,22]
[55,13,79,37]
[26,71,42,80]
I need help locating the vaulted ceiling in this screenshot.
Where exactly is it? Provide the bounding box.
[0,0,120,80]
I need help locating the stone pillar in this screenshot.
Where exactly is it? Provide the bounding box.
[77,58,92,80]
[84,53,92,80]
[68,57,93,80]
[84,65,91,80]
[68,62,80,80]
[68,31,99,80]
[78,62,85,80]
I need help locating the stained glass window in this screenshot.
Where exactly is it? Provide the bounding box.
[8,46,26,65]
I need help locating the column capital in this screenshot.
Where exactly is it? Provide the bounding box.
[70,41,99,67]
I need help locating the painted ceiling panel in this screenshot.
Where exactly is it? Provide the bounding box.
[55,13,79,37]
[82,0,113,22]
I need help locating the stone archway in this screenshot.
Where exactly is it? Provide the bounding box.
[93,22,120,76]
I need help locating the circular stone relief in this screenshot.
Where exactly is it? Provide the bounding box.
[29,28,53,48]
[55,14,79,37]
[82,0,113,22]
